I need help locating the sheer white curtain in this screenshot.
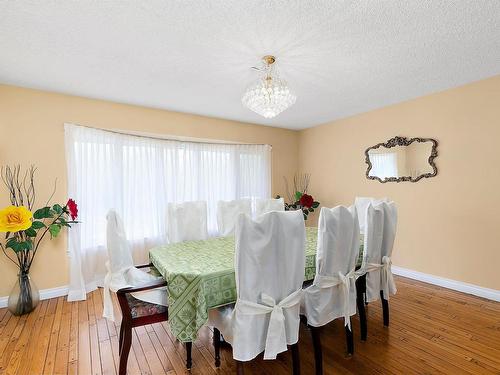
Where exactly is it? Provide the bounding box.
[369,153,398,179]
[65,124,271,301]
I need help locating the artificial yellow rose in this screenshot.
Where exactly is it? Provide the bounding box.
[0,205,33,232]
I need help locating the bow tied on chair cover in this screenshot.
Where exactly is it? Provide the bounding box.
[235,289,303,360]
[364,255,397,300]
[315,269,356,329]
[381,255,397,299]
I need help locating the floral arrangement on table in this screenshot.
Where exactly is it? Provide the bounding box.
[276,173,320,220]
[0,165,78,316]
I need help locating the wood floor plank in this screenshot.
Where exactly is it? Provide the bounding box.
[53,298,73,375]
[42,296,65,374]
[2,314,28,369]
[17,300,50,375]
[77,298,92,375]
[67,299,80,375]
[29,297,58,374]
[89,291,103,375]
[2,300,44,375]
[1,276,499,375]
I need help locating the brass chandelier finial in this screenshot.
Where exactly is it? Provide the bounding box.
[262,55,276,65]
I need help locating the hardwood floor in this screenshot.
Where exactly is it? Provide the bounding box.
[0,276,499,375]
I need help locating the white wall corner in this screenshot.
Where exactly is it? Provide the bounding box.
[392,266,500,302]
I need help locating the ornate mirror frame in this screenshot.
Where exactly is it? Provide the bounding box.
[365,136,438,183]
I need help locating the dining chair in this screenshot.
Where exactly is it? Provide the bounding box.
[103,211,192,373]
[255,197,285,217]
[301,205,360,374]
[355,201,397,340]
[166,200,208,243]
[354,196,389,234]
[216,198,252,236]
[209,210,306,374]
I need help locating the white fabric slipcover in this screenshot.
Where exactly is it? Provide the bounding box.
[359,201,398,302]
[166,201,208,244]
[216,199,252,237]
[208,210,306,361]
[102,210,168,321]
[302,205,360,328]
[354,196,390,234]
[255,198,285,217]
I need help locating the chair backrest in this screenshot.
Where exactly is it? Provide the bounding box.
[255,197,285,217]
[166,201,208,243]
[106,210,134,273]
[216,199,252,237]
[362,201,386,302]
[233,210,305,360]
[355,196,390,234]
[362,201,385,268]
[381,201,398,259]
[315,205,360,281]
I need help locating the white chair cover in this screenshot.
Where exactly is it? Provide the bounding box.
[255,198,285,217]
[302,205,360,328]
[209,210,306,361]
[216,199,252,237]
[360,201,398,302]
[355,197,389,234]
[166,201,208,243]
[103,210,168,321]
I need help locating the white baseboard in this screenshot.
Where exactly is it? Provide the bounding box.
[392,266,500,302]
[0,285,68,308]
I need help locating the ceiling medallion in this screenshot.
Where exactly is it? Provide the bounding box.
[242,55,297,119]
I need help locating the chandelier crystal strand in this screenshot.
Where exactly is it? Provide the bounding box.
[242,56,297,118]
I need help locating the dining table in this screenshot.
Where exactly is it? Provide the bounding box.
[149,226,364,343]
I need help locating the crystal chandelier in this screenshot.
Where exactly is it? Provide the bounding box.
[242,55,296,118]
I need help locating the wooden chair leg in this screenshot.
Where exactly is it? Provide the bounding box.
[381,290,390,327]
[291,342,301,375]
[118,323,124,352]
[345,322,354,355]
[309,325,323,375]
[213,328,221,367]
[356,276,367,341]
[236,360,245,375]
[185,342,192,369]
[118,325,132,375]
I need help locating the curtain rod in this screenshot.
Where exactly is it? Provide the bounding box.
[65,123,272,148]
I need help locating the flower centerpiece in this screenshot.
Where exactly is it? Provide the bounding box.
[0,166,78,315]
[276,173,320,220]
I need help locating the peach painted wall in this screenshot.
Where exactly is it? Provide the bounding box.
[0,85,299,296]
[299,75,500,290]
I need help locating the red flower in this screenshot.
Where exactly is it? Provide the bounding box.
[66,199,78,220]
[299,194,314,208]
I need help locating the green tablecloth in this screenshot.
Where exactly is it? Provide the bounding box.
[149,227,363,342]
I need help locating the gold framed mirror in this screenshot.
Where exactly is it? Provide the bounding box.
[365,136,438,183]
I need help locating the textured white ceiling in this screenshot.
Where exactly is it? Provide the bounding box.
[1,1,499,130]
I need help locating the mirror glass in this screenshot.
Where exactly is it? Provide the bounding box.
[366,139,437,182]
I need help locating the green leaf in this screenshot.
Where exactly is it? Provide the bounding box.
[25,227,37,237]
[52,204,63,214]
[6,238,18,249]
[49,224,61,238]
[33,207,53,219]
[31,221,46,229]
[22,240,33,251]
[10,242,22,252]
[295,191,303,201]
[312,201,320,208]
[308,207,314,213]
